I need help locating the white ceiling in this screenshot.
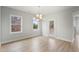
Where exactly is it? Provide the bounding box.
[7,6,74,15]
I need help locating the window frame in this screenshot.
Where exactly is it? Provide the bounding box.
[10,15,23,34]
[32,19,40,31]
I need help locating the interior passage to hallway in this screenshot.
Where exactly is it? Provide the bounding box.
[0,36,73,52]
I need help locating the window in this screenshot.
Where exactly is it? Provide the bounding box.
[32,19,39,31]
[10,15,22,33]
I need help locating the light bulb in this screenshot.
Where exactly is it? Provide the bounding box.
[40,16,42,19]
[40,14,42,17]
[39,14,43,19]
[36,14,39,17]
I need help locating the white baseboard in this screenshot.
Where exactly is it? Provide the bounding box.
[2,34,41,44]
[56,36,72,42]
[49,35,72,42]
[2,34,72,44]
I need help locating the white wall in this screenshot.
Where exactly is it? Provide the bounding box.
[0,6,1,46]
[42,9,73,42]
[1,7,42,44]
[42,20,49,36]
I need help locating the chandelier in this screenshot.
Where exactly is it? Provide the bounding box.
[35,14,43,20]
[33,6,43,20]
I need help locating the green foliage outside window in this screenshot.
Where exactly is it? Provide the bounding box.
[33,23,38,29]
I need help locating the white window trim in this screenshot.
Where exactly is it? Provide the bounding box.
[10,15,23,34]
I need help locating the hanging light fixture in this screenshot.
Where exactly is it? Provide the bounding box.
[36,14,43,19]
[33,6,43,20]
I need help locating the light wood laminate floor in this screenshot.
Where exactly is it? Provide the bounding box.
[0,36,73,52]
